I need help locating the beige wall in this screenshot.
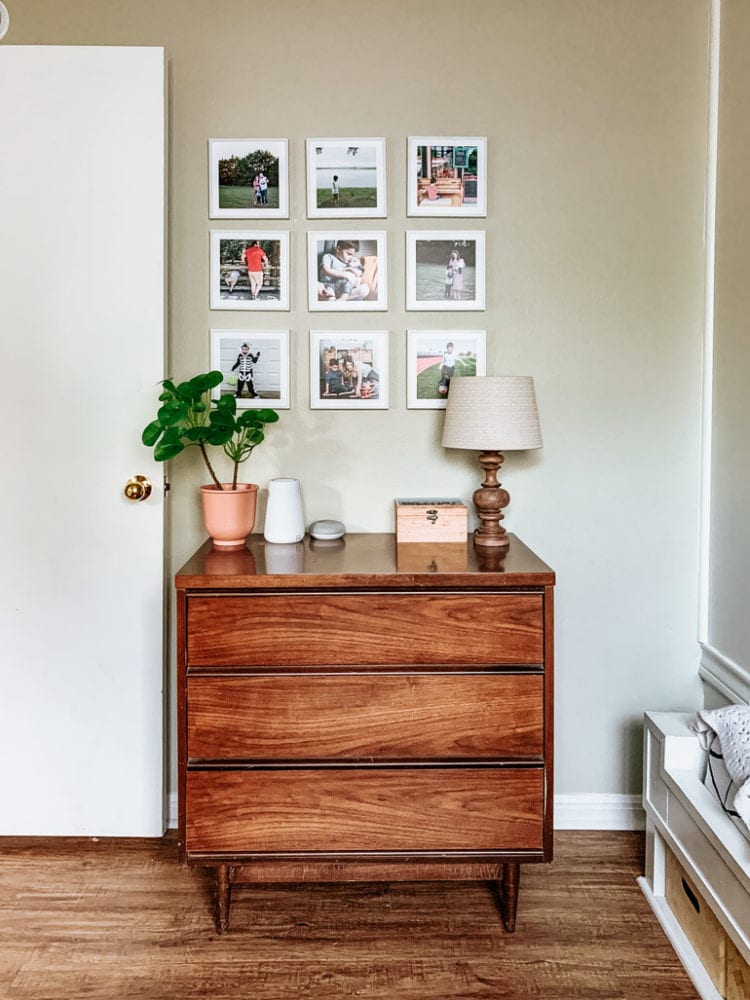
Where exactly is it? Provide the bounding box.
[6,0,711,800]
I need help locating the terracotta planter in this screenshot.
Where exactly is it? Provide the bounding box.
[200,483,258,550]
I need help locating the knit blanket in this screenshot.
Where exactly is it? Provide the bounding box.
[692,705,750,833]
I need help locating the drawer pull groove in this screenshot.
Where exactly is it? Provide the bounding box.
[681,876,701,914]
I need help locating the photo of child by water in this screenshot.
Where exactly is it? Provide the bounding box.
[307,139,386,218]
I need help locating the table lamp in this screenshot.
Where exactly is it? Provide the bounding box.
[441,376,542,549]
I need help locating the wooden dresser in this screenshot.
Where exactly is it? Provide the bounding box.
[175,533,554,933]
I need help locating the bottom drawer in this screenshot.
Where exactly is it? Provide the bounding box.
[665,847,726,994]
[186,768,544,854]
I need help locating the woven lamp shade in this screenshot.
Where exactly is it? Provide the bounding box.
[441,376,542,452]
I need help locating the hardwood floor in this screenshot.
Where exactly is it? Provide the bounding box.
[0,831,697,999]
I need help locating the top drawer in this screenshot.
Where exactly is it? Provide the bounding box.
[186,591,544,668]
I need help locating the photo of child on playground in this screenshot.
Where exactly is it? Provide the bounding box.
[407,330,486,409]
[216,236,283,306]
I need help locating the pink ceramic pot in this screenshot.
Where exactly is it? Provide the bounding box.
[200,483,258,549]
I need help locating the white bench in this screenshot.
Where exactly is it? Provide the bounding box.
[640,711,750,998]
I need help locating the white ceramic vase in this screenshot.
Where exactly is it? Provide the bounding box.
[263,478,305,544]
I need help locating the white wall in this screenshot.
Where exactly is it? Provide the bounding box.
[701,0,750,705]
[5,0,711,806]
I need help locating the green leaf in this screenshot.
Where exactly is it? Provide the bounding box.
[141,420,164,447]
[154,438,185,462]
[256,408,279,424]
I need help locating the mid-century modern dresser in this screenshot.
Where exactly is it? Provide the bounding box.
[175,533,554,932]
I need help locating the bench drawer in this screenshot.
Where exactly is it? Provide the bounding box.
[186,592,544,668]
[185,767,545,854]
[187,673,544,761]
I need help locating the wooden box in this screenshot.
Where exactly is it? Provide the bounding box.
[395,498,468,544]
[665,848,726,994]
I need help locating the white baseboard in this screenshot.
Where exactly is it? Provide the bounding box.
[553,793,645,831]
[166,792,645,832]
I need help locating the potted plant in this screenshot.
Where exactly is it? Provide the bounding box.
[142,370,279,548]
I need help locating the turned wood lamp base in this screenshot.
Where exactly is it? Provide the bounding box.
[472,450,511,549]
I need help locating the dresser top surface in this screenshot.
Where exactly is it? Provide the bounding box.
[175,533,554,590]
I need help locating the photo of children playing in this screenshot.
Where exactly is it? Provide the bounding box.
[217,237,282,304]
[310,234,385,309]
[414,238,477,303]
[408,330,486,409]
[311,333,388,408]
[308,141,384,214]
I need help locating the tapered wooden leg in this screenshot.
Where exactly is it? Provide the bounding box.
[216,865,231,934]
[500,862,520,932]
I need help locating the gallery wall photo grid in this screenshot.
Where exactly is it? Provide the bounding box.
[208,139,289,219]
[306,138,387,219]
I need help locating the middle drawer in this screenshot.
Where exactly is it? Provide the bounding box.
[187,673,543,761]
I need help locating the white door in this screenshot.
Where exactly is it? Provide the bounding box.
[0,46,166,836]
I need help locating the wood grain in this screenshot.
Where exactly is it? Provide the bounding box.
[175,531,556,590]
[0,831,699,1000]
[185,768,544,853]
[187,673,544,760]
[186,592,544,667]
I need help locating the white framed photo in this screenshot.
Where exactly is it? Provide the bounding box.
[208,139,289,219]
[210,330,290,409]
[406,330,486,409]
[306,138,386,218]
[309,330,389,409]
[407,136,487,217]
[406,231,485,311]
[307,231,387,311]
[210,231,290,311]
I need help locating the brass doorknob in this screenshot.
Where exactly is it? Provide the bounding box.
[124,475,153,502]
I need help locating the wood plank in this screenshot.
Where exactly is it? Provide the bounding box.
[187,673,544,760]
[0,832,698,999]
[186,592,544,667]
[185,768,544,853]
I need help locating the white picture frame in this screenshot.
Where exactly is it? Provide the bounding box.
[406,330,486,409]
[406,230,485,311]
[210,231,290,311]
[307,231,388,311]
[208,138,289,219]
[306,138,387,218]
[309,330,389,409]
[210,329,291,409]
[407,136,487,217]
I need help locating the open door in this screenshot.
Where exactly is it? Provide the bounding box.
[0,46,166,835]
